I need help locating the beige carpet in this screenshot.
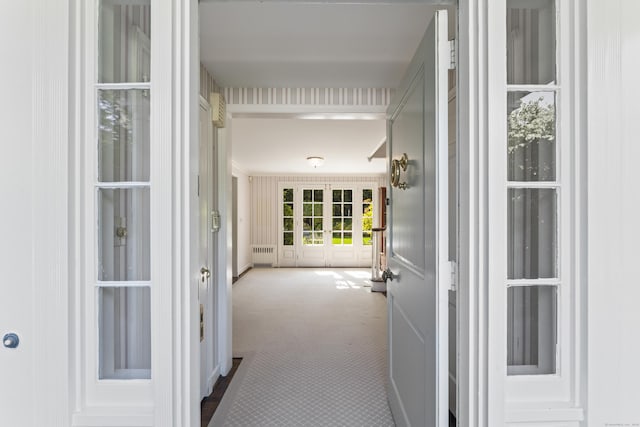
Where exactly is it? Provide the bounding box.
[209,267,395,427]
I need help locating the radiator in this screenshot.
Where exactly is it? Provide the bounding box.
[251,245,276,266]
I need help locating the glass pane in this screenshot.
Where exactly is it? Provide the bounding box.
[98,90,150,182]
[303,190,312,202]
[283,218,293,231]
[303,218,312,230]
[99,0,151,83]
[314,232,324,243]
[344,218,352,231]
[314,189,323,202]
[333,190,341,202]
[333,204,341,216]
[283,188,293,202]
[507,285,557,375]
[332,232,342,244]
[344,190,352,202]
[303,203,312,216]
[302,232,312,245]
[333,219,343,231]
[363,189,373,202]
[344,204,353,217]
[363,231,372,246]
[283,203,293,217]
[98,188,150,281]
[99,286,151,379]
[283,232,293,246]
[508,189,557,279]
[314,203,323,216]
[313,218,323,231]
[507,91,556,181]
[344,232,352,244]
[507,0,555,85]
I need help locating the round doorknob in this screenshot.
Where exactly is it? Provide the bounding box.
[3,333,19,349]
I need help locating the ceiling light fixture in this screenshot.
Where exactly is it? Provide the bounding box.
[306,156,325,168]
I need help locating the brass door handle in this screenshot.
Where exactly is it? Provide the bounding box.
[391,153,408,190]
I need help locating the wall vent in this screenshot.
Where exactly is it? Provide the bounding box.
[210,92,226,128]
[251,245,276,267]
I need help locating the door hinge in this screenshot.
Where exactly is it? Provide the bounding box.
[448,261,457,291]
[448,39,457,70]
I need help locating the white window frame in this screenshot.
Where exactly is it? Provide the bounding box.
[71,0,184,424]
[486,0,585,421]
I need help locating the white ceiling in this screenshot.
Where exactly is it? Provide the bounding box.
[231,118,387,175]
[199,1,451,175]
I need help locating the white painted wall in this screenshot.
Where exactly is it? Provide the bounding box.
[232,165,252,275]
[587,1,640,425]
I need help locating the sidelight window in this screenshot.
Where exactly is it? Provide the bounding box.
[505,0,560,376]
[96,0,151,380]
[362,189,373,246]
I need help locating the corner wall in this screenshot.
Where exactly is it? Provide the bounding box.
[587,1,640,425]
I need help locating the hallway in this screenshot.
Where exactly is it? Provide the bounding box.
[209,268,394,426]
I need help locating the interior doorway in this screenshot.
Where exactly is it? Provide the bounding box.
[232,176,239,280]
[197,2,460,425]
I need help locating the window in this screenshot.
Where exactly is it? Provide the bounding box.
[302,189,324,245]
[505,0,559,376]
[362,189,373,245]
[96,0,151,380]
[332,189,353,245]
[282,188,294,246]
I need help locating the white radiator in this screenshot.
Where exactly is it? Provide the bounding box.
[251,245,276,266]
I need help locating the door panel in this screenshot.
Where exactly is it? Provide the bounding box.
[199,104,210,399]
[386,10,449,427]
[0,3,37,423]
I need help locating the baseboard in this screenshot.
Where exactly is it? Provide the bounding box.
[207,364,221,395]
[238,263,252,275]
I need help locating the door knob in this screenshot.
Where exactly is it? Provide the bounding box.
[200,267,211,282]
[3,333,19,349]
[382,268,397,282]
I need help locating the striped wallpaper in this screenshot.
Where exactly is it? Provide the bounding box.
[224,87,394,107]
[250,175,386,246]
[200,64,221,100]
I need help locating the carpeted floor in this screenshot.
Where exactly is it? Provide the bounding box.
[209,267,394,427]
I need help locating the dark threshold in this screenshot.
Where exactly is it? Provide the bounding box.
[200,357,242,427]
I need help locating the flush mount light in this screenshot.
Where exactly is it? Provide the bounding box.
[306,156,325,168]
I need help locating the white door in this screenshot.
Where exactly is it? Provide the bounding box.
[0,4,36,420]
[298,186,327,266]
[199,102,216,399]
[386,10,449,427]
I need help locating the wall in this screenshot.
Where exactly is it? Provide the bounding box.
[587,1,640,425]
[251,175,386,246]
[232,165,252,275]
[200,63,221,100]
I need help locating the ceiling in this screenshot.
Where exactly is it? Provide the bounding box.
[231,118,386,175]
[199,1,452,175]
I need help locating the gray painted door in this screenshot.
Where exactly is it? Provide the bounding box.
[386,10,449,427]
